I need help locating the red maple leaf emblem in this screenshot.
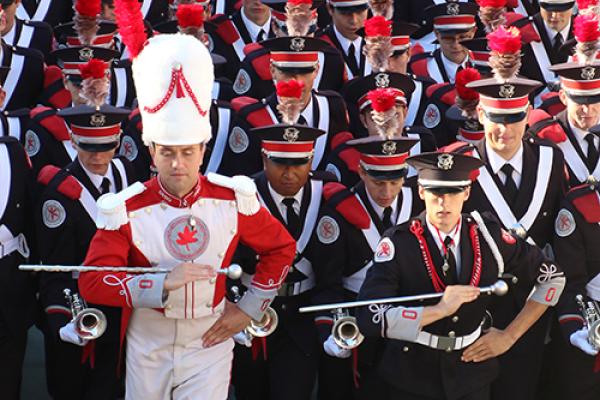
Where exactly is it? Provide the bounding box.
[176,226,198,251]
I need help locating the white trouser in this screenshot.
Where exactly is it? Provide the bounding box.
[126,306,234,400]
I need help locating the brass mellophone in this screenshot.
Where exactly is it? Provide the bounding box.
[64,288,107,340]
[231,286,279,339]
[576,294,600,350]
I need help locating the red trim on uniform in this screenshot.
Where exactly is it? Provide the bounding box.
[458,128,484,141]
[469,51,490,63]
[251,51,273,81]
[66,33,114,46]
[433,15,476,26]
[571,190,600,223]
[214,17,241,45]
[71,124,121,137]
[360,153,409,166]
[246,107,276,128]
[480,95,529,109]
[323,182,371,229]
[57,176,83,200]
[391,36,410,46]
[262,141,315,153]
[330,131,353,150]
[30,106,71,141]
[270,52,319,63]
[156,175,203,208]
[560,78,600,91]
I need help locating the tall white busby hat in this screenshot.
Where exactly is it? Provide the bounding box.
[133,34,214,146]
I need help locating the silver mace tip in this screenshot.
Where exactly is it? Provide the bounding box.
[490,280,509,296]
[222,264,242,280]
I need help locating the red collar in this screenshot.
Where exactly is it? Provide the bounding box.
[156,175,203,208]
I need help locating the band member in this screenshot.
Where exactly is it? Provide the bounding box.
[36,59,134,400]
[548,181,600,400]
[317,0,371,80]
[460,24,568,400]
[77,7,295,397]
[409,2,479,84]
[356,150,566,400]
[318,135,421,400]
[528,13,600,187]
[219,37,349,176]
[17,0,74,27]
[0,133,37,400]
[1,0,53,58]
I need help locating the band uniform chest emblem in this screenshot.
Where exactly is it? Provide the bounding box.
[317,216,340,244]
[164,215,210,260]
[374,237,395,262]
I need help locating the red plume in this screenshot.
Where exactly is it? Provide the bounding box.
[176,4,204,28]
[288,0,312,5]
[487,26,522,54]
[577,0,599,10]
[114,0,147,59]
[78,58,109,80]
[364,16,392,38]
[367,88,396,112]
[575,14,600,43]
[75,0,101,17]
[276,79,304,98]
[455,68,481,101]
[476,0,506,6]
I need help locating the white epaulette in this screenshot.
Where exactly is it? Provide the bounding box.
[95,182,146,230]
[207,172,260,216]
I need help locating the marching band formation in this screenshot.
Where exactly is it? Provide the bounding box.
[0,0,599,399]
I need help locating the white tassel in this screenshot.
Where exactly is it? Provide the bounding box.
[470,211,505,277]
[96,182,147,230]
[207,173,260,216]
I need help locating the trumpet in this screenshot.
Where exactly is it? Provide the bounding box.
[331,308,364,350]
[575,294,600,350]
[231,286,278,340]
[300,280,509,313]
[64,289,107,340]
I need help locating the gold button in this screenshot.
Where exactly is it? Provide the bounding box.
[289,267,295,273]
[206,302,212,308]
[402,346,409,352]
[145,207,152,214]
[209,278,216,285]
[135,240,142,247]
[230,229,237,235]
[452,316,459,323]
[445,347,452,353]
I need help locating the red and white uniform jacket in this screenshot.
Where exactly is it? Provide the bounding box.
[79,174,296,345]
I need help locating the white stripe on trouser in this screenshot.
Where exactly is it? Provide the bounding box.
[126,307,234,400]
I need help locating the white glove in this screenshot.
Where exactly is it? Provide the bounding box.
[59,321,89,347]
[323,335,352,359]
[232,331,252,348]
[570,328,599,356]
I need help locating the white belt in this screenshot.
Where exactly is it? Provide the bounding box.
[416,326,481,351]
[241,272,315,297]
[0,231,29,259]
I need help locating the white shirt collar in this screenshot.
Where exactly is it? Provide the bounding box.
[333,25,362,63]
[300,95,314,126]
[544,20,571,45]
[426,215,462,268]
[79,160,115,193]
[569,119,599,155]
[241,6,271,42]
[365,187,398,223]
[440,52,468,84]
[268,182,304,219]
[3,21,16,45]
[485,140,524,177]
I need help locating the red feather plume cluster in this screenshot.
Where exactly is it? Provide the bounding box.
[475,0,506,7]
[455,68,481,101]
[78,59,108,80]
[276,79,305,98]
[75,0,101,17]
[487,26,521,54]
[176,4,205,28]
[364,16,392,38]
[114,0,147,59]
[577,0,599,10]
[287,0,312,5]
[575,14,600,43]
[367,88,397,112]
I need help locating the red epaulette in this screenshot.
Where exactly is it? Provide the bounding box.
[231,96,258,113]
[330,131,353,151]
[528,109,567,143]
[37,165,82,200]
[129,107,142,131]
[440,141,480,180]
[30,106,70,141]
[244,42,262,55]
[323,182,370,229]
[319,34,335,48]
[409,52,430,78]
[567,184,600,223]
[212,15,240,45]
[42,65,71,109]
[506,13,540,44]
[426,82,456,106]
[330,131,360,172]
[249,50,272,81]
[538,92,565,116]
